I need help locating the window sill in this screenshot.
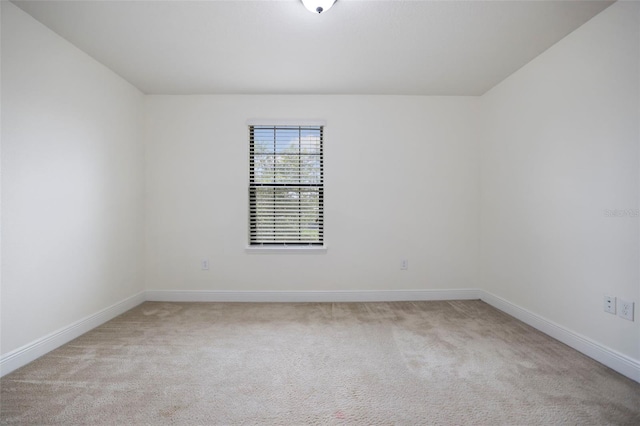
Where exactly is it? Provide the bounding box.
[245,246,328,254]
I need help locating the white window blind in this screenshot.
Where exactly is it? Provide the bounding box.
[249,125,324,246]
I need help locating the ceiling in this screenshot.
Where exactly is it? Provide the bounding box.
[11,0,614,96]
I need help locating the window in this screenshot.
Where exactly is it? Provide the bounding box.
[249,125,324,246]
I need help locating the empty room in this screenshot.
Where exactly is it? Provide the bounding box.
[1,0,639,424]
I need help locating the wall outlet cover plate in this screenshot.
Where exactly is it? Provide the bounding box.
[618,299,634,321]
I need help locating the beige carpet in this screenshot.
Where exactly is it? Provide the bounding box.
[1,300,639,425]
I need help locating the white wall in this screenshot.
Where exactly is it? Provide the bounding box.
[1,2,145,355]
[480,1,640,360]
[145,95,480,293]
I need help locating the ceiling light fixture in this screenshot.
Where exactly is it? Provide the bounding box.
[301,0,336,14]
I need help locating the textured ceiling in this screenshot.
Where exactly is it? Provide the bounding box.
[11,0,614,95]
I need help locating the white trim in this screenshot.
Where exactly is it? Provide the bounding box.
[2,288,638,384]
[246,119,326,127]
[145,289,481,303]
[245,246,327,254]
[480,290,640,383]
[0,292,145,377]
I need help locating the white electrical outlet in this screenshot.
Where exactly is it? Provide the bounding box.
[400,259,408,270]
[618,299,634,321]
[604,295,616,314]
[201,259,209,270]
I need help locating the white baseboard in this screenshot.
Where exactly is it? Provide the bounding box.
[480,290,640,383]
[144,288,482,303]
[0,292,146,377]
[3,288,638,384]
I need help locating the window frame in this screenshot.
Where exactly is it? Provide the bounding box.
[245,121,327,253]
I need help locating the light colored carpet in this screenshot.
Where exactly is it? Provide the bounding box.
[1,300,639,425]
